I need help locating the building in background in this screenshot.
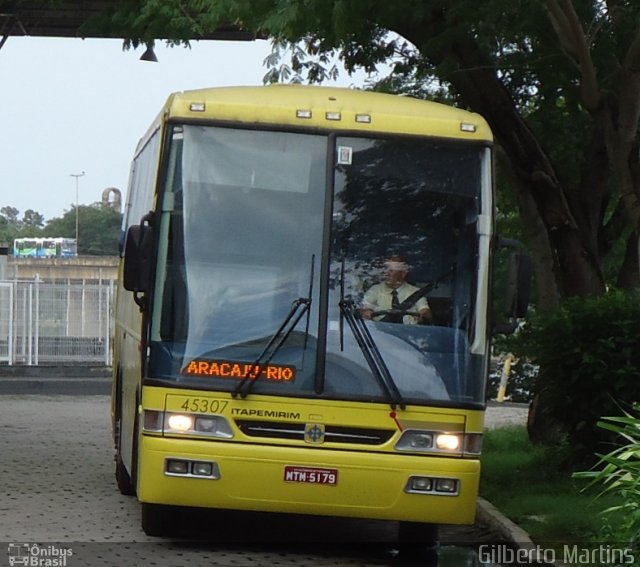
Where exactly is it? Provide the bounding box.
[0,251,118,366]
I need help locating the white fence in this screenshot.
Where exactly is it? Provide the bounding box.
[0,278,114,366]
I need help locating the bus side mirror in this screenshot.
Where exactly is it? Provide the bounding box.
[123,223,154,299]
[493,238,532,334]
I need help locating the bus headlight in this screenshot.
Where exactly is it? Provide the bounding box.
[406,432,433,449]
[194,416,218,433]
[435,433,460,451]
[167,414,193,432]
[143,410,234,439]
[395,430,470,455]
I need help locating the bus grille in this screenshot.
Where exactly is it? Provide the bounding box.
[235,420,395,445]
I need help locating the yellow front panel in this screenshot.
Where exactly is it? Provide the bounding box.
[137,387,483,525]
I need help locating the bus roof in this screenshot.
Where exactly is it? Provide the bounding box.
[161,85,493,142]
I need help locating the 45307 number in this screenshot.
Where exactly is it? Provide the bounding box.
[180,398,228,414]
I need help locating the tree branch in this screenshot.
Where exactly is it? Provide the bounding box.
[623,25,640,72]
[544,0,601,110]
[617,25,640,145]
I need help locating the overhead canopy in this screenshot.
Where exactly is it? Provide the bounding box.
[0,1,255,47]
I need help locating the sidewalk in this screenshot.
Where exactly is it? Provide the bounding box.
[485,401,529,429]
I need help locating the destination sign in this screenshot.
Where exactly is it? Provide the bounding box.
[182,359,296,382]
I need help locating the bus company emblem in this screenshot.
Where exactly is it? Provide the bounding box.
[304,423,325,444]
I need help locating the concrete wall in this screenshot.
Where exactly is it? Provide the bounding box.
[5,256,119,282]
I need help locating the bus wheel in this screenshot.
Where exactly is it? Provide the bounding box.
[398,522,439,557]
[114,404,136,495]
[115,453,136,496]
[141,503,175,537]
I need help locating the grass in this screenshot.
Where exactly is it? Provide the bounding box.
[480,425,627,544]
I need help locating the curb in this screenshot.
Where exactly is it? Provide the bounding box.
[0,377,110,395]
[0,367,111,395]
[0,365,111,378]
[477,497,557,565]
[477,497,535,547]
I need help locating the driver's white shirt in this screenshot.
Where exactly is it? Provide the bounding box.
[362,281,429,324]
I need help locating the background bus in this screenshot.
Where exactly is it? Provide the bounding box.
[13,237,77,258]
[112,85,529,546]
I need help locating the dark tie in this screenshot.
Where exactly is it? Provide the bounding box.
[391,289,400,309]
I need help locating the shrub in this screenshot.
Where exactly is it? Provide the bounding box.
[510,290,640,466]
[574,406,640,544]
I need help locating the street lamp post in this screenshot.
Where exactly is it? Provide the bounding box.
[70,171,85,253]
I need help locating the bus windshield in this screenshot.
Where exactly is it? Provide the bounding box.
[148,125,489,407]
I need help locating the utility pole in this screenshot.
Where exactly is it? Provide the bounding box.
[70,171,85,253]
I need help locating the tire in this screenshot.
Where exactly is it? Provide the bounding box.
[129,396,140,493]
[114,370,136,496]
[141,503,175,537]
[115,451,136,496]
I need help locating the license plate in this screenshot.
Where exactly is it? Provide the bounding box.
[284,466,338,485]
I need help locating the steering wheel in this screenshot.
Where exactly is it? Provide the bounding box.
[372,309,420,318]
[370,309,432,325]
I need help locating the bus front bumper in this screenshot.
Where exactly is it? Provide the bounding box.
[138,435,480,525]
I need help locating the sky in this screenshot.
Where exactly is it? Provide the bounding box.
[0,37,371,222]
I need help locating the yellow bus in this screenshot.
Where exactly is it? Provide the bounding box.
[112,85,526,543]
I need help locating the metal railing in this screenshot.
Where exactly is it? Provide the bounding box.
[0,278,114,366]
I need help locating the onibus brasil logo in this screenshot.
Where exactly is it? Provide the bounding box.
[7,543,73,566]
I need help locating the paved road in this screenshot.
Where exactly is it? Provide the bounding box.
[0,394,516,566]
[485,402,529,430]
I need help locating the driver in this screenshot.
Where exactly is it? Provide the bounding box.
[360,255,432,324]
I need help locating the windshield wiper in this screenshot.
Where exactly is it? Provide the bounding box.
[233,255,315,399]
[338,259,405,410]
[338,297,406,411]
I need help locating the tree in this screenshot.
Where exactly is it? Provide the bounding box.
[0,206,19,244]
[0,205,45,244]
[1,206,21,229]
[22,209,45,230]
[90,0,640,306]
[76,205,122,255]
[45,203,122,256]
